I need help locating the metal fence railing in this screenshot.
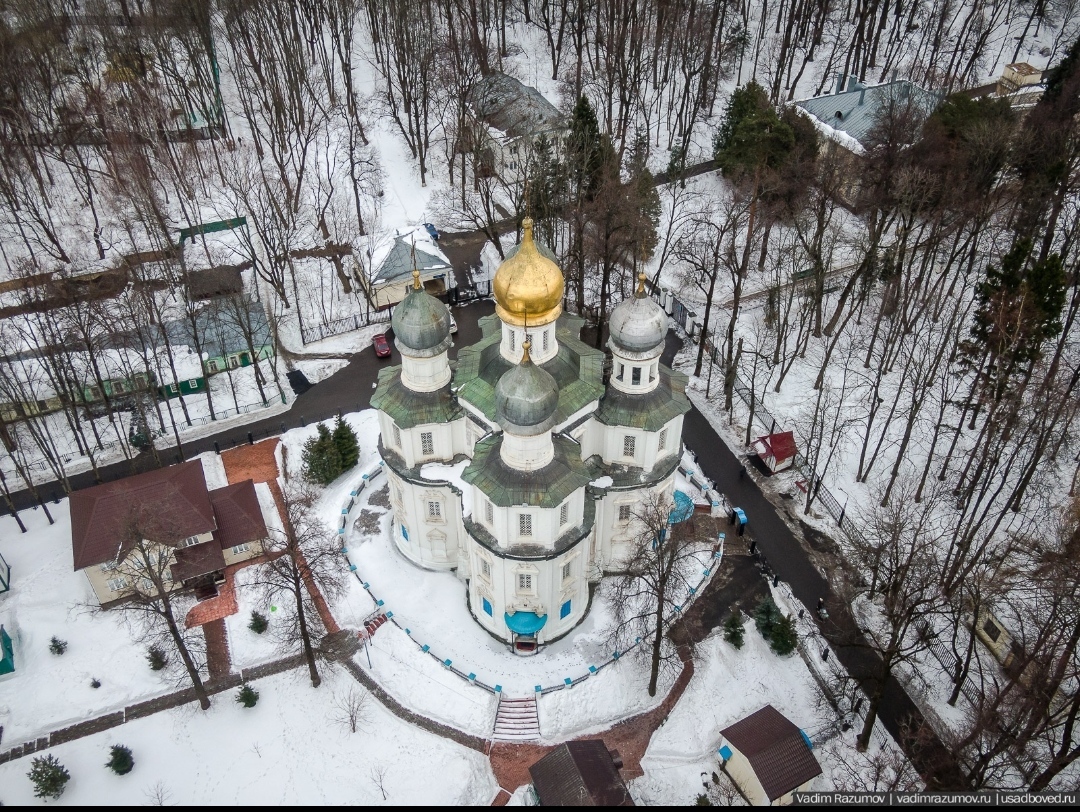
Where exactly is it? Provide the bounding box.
[298,308,390,345]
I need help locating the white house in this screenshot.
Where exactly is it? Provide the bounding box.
[718,705,822,805]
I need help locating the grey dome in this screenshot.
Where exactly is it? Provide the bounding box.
[391,278,452,357]
[608,279,667,354]
[495,345,559,436]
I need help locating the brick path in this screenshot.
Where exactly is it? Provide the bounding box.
[203,618,232,682]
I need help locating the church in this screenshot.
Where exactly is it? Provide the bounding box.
[371,219,691,653]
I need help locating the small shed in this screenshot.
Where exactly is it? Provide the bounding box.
[718,705,822,806]
[753,431,798,474]
[529,740,635,806]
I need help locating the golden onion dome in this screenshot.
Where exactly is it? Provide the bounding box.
[493,217,564,327]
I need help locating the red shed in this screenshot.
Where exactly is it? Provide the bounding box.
[753,431,797,474]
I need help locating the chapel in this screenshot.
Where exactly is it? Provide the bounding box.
[371,218,690,653]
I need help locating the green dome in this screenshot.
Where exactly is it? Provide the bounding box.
[495,343,558,436]
[391,273,452,357]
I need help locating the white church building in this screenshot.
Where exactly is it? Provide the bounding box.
[371,219,690,653]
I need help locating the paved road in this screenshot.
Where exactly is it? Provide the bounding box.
[680,394,965,789]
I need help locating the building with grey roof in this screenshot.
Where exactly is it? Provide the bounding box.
[794,75,940,153]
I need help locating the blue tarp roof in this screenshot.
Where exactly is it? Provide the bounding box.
[669,490,695,524]
[505,611,548,636]
[733,507,747,525]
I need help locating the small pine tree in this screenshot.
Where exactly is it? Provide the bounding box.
[753,597,781,639]
[28,754,70,800]
[106,744,135,775]
[302,424,342,485]
[248,610,268,634]
[49,636,67,655]
[236,684,259,708]
[146,645,168,671]
[332,416,360,471]
[769,614,798,656]
[723,613,745,650]
[90,677,102,689]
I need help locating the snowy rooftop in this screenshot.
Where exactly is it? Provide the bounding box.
[372,228,452,284]
[794,78,939,148]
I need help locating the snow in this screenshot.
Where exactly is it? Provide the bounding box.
[0,504,173,744]
[0,667,497,806]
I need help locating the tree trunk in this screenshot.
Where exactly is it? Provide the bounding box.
[294,570,322,688]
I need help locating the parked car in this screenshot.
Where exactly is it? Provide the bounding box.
[423,222,440,242]
[449,316,458,334]
[373,333,391,358]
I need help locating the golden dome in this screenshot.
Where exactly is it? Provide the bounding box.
[493,217,564,327]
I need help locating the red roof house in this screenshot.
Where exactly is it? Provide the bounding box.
[719,705,822,805]
[753,431,798,474]
[70,460,267,605]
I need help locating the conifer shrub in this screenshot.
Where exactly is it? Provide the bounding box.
[236,684,259,708]
[723,613,745,650]
[49,636,68,656]
[248,610,268,634]
[106,745,134,776]
[146,645,168,671]
[28,754,70,800]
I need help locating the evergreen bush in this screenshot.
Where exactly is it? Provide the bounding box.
[302,424,342,485]
[769,614,798,656]
[28,754,70,800]
[753,597,781,639]
[248,610,268,634]
[106,745,134,776]
[146,645,168,671]
[723,613,745,650]
[90,677,102,689]
[49,636,67,655]
[332,416,360,472]
[236,684,259,708]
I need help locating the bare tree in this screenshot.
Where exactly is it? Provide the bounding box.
[369,762,390,800]
[606,490,708,696]
[330,684,372,734]
[95,508,212,710]
[250,481,348,688]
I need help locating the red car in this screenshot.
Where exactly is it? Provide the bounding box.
[373,333,391,358]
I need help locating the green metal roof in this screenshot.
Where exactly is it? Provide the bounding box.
[462,434,596,508]
[370,367,463,429]
[586,450,682,490]
[454,314,604,426]
[594,367,691,430]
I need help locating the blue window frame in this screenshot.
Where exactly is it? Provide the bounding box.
[560,600,572,619]
[482,598,493,616]
[401,524,409,541]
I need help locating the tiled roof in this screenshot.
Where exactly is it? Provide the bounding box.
[594,367,690,430]
[454,314,604,426]
[721,705,822,801]
[794,79,939,147]
[462,434,595,509]
[370,367,463,429]
[170,540,226,582]
[529,740,635,806]
[208,480,267,547]
[70,460,216,570]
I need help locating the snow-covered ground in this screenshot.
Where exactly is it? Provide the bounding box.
[0,666,496,806]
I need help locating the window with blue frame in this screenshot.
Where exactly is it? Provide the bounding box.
[401,524,409,541]
[482,598,493,616]
[560,600,572,619]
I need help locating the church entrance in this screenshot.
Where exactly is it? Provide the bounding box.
[513,635,538,655]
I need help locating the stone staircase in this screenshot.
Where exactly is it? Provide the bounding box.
[492,695,541,743]
[362,613,389,638]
